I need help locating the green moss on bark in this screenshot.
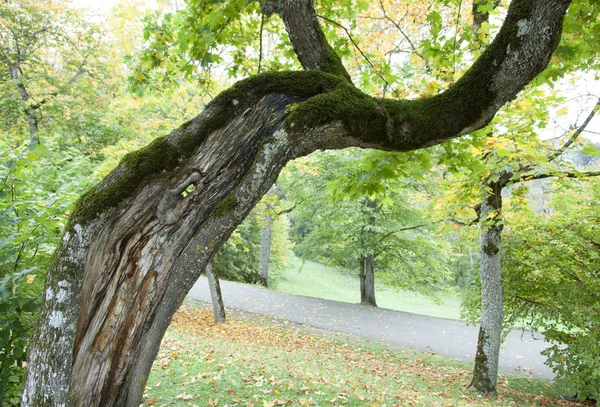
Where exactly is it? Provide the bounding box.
[69,136,180,227]
[211,193,238,219]
[318,45,353,82]
[209,71,345,109]
[470,327,497,395]
[68,71,344,228]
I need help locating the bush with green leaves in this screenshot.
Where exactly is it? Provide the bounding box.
[0,139,96,405]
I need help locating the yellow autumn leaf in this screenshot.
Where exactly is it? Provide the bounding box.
[26,274,36,284]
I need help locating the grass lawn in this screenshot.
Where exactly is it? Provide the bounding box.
[272,258,463,320]
[143,304,586,407]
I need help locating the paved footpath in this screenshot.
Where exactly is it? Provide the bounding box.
[188,277,554,379]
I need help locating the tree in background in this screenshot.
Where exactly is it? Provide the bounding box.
[286,149,449,306]
[203,263,226,323]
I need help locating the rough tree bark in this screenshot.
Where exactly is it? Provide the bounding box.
[22,1,572,406]
[205,263,226,323]
[469,182,504,395]
[258,214,273,287]
[359,255,377,307]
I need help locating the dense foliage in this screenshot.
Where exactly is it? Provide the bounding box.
[284,149,451,296]
[502,180,600,400]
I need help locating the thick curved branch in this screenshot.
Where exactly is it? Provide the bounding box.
[283,0,572,152]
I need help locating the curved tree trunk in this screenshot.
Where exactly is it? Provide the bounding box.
[469,184,504,395]
[359,255,377,307]
[205,263,226,323]
[258,214,273,287]
[22,1,570,406]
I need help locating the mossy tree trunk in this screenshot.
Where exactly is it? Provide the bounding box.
[469,182,505,395]
[22,1,571,406]
[205,263,226,324]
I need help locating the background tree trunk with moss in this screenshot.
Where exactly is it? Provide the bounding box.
[22,1,572,406]
[469,184,504,395]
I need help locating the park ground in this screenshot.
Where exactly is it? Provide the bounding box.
[143,305,588,407]
[142,260,588,406]
[271,258,463,320]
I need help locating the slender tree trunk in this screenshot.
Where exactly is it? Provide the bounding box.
[258,214,273,287]
[205,263,225,323]
[9,63,39,147]
[359,255,377,307]
[469,184,504,395]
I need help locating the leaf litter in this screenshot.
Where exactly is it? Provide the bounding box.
[143,304,592,407]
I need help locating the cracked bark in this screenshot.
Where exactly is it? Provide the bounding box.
[22,1,572,406]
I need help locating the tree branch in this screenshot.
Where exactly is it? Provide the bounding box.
[378,224,429,243]
[275,203,297,216]
[262,0,352,82]
[284,0,572,153]
[547,98,600,162]
[316,14,390,88]
[519,170,600,183]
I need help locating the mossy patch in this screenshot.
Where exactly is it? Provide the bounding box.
[69,136,180,228]
[469,327,497,395]
[68,71,343,228]
[208,71,346,110]
[210,193,238,219]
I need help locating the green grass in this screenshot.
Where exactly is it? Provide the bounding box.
[143,305,584,407]
[272,257,463,320]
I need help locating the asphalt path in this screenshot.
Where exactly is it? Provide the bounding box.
[188,277,554,379]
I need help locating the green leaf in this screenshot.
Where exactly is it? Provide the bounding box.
[582,146,600,156]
